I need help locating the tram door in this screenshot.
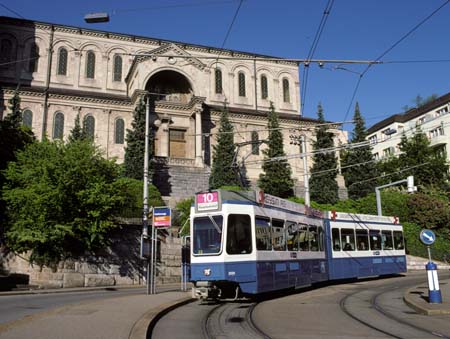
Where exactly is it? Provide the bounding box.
[181,236,191,291]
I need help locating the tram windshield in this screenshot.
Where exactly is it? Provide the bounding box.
[193,215,223,255]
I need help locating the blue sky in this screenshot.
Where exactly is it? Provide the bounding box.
[1,0,449,132]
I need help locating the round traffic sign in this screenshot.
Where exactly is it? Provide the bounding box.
[419,229,436,246]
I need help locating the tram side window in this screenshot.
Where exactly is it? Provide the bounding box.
[393,231,405,250]
[226,214,252,255]
[255,217,271,250]
[286,221,299,251]
[298,224,309,251]
[370,230,382,250]
[382,230,394,250]
[272,219,286,251]
[318,226,324,251]
[356,229,369,251]
[332,228,341,251]
[341,228,355,251]
[308,225,319,251]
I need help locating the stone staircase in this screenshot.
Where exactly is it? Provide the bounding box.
[407,255,450,270]
[153,163,210,205]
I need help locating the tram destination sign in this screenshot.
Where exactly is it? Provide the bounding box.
[196,191,221,212]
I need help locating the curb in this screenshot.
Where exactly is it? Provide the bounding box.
[403,286,450,316]
[129,295,195,339]
[0,284,144,296]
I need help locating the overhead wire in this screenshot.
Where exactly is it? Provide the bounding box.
[301,0,334,115]
[342,0,450,125]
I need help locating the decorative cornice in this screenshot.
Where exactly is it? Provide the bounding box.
[49,93,131,107]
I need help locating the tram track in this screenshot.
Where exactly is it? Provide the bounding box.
[202,301,272,339]
[340,277,450,339]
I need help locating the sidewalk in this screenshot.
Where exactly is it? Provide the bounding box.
[404,276,450,315]
[0,285,193,339]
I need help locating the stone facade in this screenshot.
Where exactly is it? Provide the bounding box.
[0,16,348,203]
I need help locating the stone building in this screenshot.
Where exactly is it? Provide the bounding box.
[0,16,348,203]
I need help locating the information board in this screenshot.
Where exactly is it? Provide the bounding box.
[153,207,171,228]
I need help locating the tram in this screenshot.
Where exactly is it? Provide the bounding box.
[190,190,406,300]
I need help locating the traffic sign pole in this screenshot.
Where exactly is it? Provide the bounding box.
[419,230,442,304]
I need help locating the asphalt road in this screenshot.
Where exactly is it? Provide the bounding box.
[152,273,450,339]
[0,287,146,325]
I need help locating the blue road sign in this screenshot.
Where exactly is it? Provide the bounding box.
[419,229,436,246]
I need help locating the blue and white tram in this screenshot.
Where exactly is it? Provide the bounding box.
[190,190,406,300]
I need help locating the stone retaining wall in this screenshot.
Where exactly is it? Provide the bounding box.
[0,226,184,289]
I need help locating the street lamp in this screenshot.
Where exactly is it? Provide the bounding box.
[84,13,110,23]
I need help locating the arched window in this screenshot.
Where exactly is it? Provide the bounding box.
[282,78,290,103]
[86,51,96,79]
[57,47,68,75]
[113,54,122,82]
[251,131,259,155]
[22,109,33,128]
[53,112,64,139]
[261,75,268,99]
[0,39,13,64]
[215,68,222,94]
[115,118,125,144]
[28,43,39,73]
[84,115,95,138]
[238,72,246,97]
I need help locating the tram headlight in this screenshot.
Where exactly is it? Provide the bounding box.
[203,268,211,276]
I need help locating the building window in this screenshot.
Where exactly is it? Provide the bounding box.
[261,75,268,99]
[86,51,96,79]
[238,72,246,97]
[83,115,95,139]
[28,43,39,73]
[374,152,379,161]
[436,106,449,117]
[113,55,122,82]
[282,78,290,103]
[417,117,426,126]
[22,109,33,128]
[430,126,444,139]
[383,147,394,158]
[251,131,259,155]
[215,68,222,94]
[115,118,125,144]
[57,47,68,75]
[53,112,64,139]
[368,135,377,145]
[0,39,13,65]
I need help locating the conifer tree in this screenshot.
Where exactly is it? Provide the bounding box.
[209,103,240,189]
[258,103,294,198]
[4,90,22,128]
[123,97,152,180]
[309,103,339,204]
[341,102,378,199]
[68,114,87,143]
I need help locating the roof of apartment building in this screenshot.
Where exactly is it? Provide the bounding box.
[367,92,450,135]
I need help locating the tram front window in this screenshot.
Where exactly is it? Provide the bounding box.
[226,214,252,254]
[193,216,223,255]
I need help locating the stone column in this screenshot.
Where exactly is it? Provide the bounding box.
[194,108,203,167]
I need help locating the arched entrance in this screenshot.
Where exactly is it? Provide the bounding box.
[145,70,193,103]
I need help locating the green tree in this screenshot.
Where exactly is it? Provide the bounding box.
[2,139,133,264]
[0,91,34,237]
[123,97,152,180]
[341,102,378,199]
[68,114,87,143]
[209,103,240,189]
[378,127,449,189]
[258,103,294,198]
[309,103,339,204]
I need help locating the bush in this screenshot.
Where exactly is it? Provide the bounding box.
[403,222,450,262]
[406,193,450,231]
[174,197,194,236]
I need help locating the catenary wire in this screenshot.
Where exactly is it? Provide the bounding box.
[342,0,450,125]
